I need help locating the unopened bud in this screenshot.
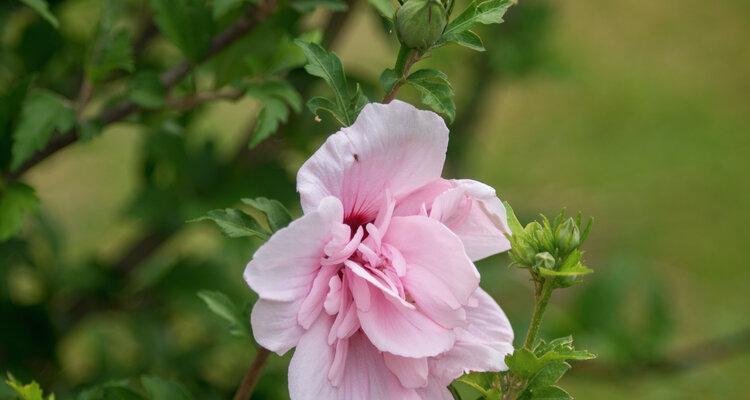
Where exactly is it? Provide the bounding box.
[555,218,580,254]
[395,0,447,50]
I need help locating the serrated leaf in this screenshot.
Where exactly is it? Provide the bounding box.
[129,71,166,109]
[443,0,514,38]
[5,373,53,400]
[529,386,571,400]
[189,208,269,239]
[505,348,544,379]
[405,69,455,122]
[527,361,570,392]
[197,290,250,337]
[19,0,59,28]
[443,30,485,51]
[141,376,192,400]
[11,90,75,171]
[246,80,302,148]
[368,0,395,19]
[290,0,348,12]
[455,372,500,399]
[307,96,345,125]
[241,197,292,232]
[295,40,357,125]
[87,19,134,83]
[149,0,214,61]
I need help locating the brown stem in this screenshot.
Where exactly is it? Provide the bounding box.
[2,0,278,183]
[382,49,421,103]
[233,347,271,400]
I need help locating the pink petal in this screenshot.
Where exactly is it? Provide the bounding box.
[297,101,449,218]
[250,299,305,355]
[289,316,419,400]
[393,179,453,217]
[356,278,455,358]
[385,216,480,307]
[436,180,511,261]
[383,353,429,388]
[429,288,515,383]
[244,196,343,302]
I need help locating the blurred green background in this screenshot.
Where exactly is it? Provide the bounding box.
[2,0,749,399]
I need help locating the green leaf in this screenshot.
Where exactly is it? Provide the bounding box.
[529,386,572,400]
[290,0,348,13]
[87,5,134,84]
[11,90,75,171]
[405,69,456,123]
[379,69,399,94]
[246,80,302,148]
[455,372,501,399]
[527,361,570,392]
[503,200,524,236]
[141,376,192,400]
[295,40,360,125]
[19,0,59,28]
[306,96,345,125]
[4,373,53,400]
[241,197,293,232]
[505,348,545,379]
[129,71,166,109]
[212,0,250,19]
[197,290,250,337]
[149,0,214,61]
[367,0,396,19]
[443,0,514,37]
[77,381,145,400]
[189,208,269,239]
[444,30,485,51]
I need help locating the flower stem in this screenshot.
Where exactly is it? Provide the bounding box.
[522,279,554,349]
[233,347,271,400]
[382,45,421,103]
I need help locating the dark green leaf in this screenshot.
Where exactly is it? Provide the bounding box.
[443,0,514,38]
[295,40,355,125]
[307,96,345,125]
[11,90,75,171]
[405,69,455,122]
[19,0,59,28]
[246,80,302,148]
[444,30,485,51]
[379,68,399,94]
[529,386,572,400]
[87,19,134,83]
[455,372,500,399]
[290,0,348,13]
[368,0,396,19]
[129,71,166,109]
[149,0,214,61]
[505,348,544,379]
[141,376,192,400]
[197,290,250,337]
[241,197,293,232]
[189,208,269,239]
[527,361,570,391]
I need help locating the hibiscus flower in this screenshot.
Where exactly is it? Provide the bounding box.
[245,100,514,399]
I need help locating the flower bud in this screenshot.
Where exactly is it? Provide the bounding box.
[395,0,447,50]
[555,218,580,254]
[534,252,556,271]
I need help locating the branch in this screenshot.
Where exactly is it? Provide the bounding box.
[233,347,271,400]
[3,0,278,182]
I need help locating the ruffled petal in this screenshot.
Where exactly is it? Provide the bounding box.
[250,299,305,355]
[385,215,480,311]
[244,197,343,302]
[429,288,515,384]
[383,353,429,389]
[297,101,448,218]
[289,316,419,400]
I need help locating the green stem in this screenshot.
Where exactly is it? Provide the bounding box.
[522,279,554,349]
[383,45,420,103]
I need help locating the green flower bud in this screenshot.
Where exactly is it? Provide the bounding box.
[395,0,447,50]
[555,218,581,254]
[534,252,556,271]
[510,236,537,267]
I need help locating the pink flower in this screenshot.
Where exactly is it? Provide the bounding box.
[244,101,514,399]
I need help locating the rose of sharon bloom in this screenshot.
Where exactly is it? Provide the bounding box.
[244,101,514,399]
